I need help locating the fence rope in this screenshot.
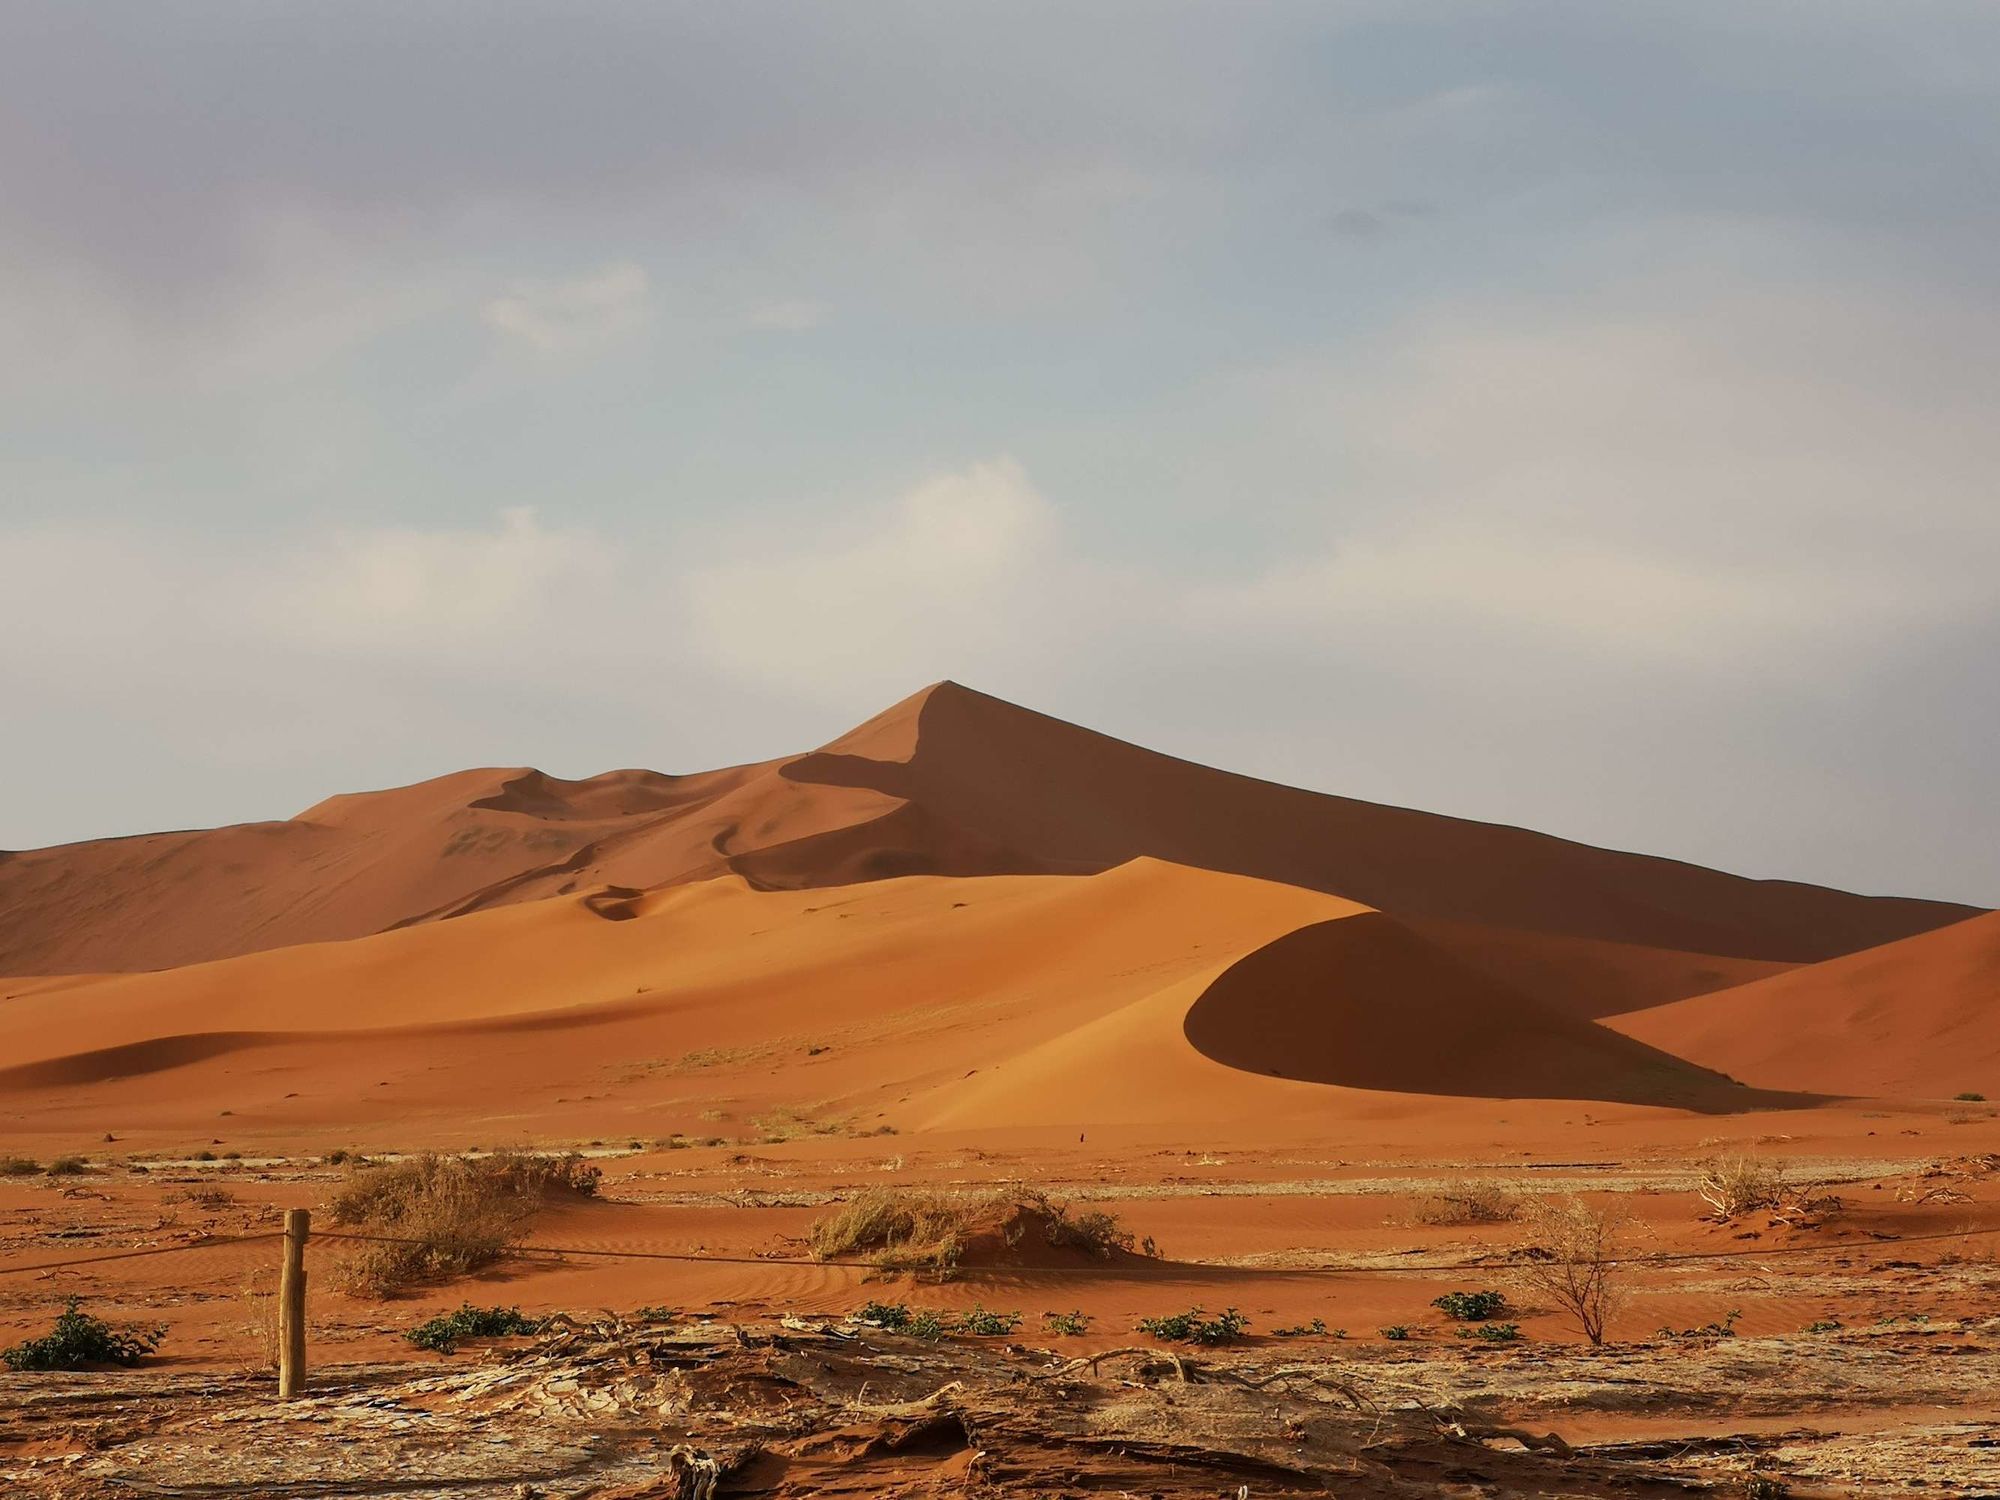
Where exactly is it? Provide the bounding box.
[4,1219,1993,1282]
[0,1231,282,1278]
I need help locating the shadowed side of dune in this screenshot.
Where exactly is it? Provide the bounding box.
[0,1032,288,1089]
[1181,914,1808,1111]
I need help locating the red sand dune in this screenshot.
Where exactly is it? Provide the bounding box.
[0,683,1973,981]
[1611,910,2000,1097]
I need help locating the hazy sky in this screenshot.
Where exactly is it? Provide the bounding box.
[4,2,1997,905]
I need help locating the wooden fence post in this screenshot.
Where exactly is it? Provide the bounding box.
[278,1208,310,1398]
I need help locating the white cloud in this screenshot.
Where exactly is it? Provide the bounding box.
[479,262,653,354]
[270,507,614,647]
[684,458,1062,701]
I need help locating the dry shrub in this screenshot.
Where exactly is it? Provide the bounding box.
[1406,1177,1521,1226]
[809,1187,987,1273]
[1514,1194,1622,1346]
[1695,1157,1839,1226]
[240,1270,282,1372]
[1016,1189,1136,1258]
[169,1185,237,1211]
[327,1151,597,1297]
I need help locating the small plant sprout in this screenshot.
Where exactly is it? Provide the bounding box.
[1137,1307,1249,1345]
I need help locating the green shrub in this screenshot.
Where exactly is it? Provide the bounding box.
[3,1300,165,1371]
[1470,1322,1521,1343]
[1431,1289,1508,1322]
[905,1310,947,1340]
[958,1305,1020,1336]
[854,1300,913,1331]
[0,1156,41,1177]
[1137,1307,1248,1345]
[1806,1318,1841,1334]
[1042,1309,1090,1336]
[634,1305,676,1323]
[1380,1325,1412,1341]
[406,1304,543,1353]
[1272,1317,1327,1337]
[44,1156,89,1175]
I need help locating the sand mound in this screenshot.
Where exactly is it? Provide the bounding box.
[1611,910,2000,1097]
[1180,913,1779,1109]
[2,682,1972,977]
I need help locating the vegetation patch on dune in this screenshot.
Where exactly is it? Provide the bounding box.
[809,1186,1141,1275]
[3,1299,165,1371]
[327,1151,600,1297]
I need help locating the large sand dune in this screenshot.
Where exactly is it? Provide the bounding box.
[1611,910,2000,1097]
[0,683,1973,980]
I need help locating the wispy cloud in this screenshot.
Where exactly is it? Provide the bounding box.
[480,263,653,354]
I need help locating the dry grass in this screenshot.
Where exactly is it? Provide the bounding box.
[1695,1156,1841,1226]
[1017,1189,1137,1258]
[1405,1177,1523,1225]
[809,1186,989,1273]
[326,1151,600,1297]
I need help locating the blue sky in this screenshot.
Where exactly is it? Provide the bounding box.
[3,2,1997,904]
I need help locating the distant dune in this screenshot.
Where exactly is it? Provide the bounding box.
[0,682,1972,978]
[0,682,1985,1129]
[1612,910,2000,1097]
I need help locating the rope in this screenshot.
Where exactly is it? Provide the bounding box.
[0,1231,281,1278]
[313,1219,2000,1278]
[5,1219,1993,1283]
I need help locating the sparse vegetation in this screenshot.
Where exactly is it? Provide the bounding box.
[1431,1289,1508,1322]
[1137,1307,1249,1345]
[1272,1317,1328,1337]
[169,1185,237,1211]
[327,1151,599,1296]
[958,1305,1021,1336]
[1658,1309,1741,1341]
[1455,1322,1521,1342]
[1042,1309,1091,1335]
[1406,1178,1521,1225]
[407,1304,543,1353]
[1694,1156,1839,1226]
[1514,1194,1622,1347]
[810,1187,983,1273]
[0,1156,41,1176]
[1806,1318,1842,1334]
[45,1155,89,1176]
[1954,1091,1986,1102]
[1380,1324,1412,1341]
[3,1300,165,1371]
[1016,1189,1137,1258]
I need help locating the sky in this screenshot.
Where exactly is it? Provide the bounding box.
[2,2,1997,906]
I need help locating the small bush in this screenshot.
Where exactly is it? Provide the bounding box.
[1137,1307,1248,1345]
[169,1186,237,1211]
[854,1300,913,1330]
[0,1156,41,1177]
[1018,1190,1135,1258]
[1514,1195,1623,1347]
[810,1188,984,1273]
[1658,1309,1741,1341]
[958,1305,1020,1336]
[407,1304,543,1353]
[1407,1178,1521,1225]
[1470,1322,1521,1343]
[1042,1309,1091,1336]
[634,1305,676,1323]
[45,1156,89,1176]
[1431,1289,1508,1322]
[1380,1324,1412,1341]
[1272,1317,1328,1337]
[1954,1092,1986,1102]
[3,1300,165,1371]
[1806,1318,1841,1334]
[905,1310,947,1340]
[327,1152,595,1297]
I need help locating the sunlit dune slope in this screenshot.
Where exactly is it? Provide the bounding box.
[1,683,1975,980]
[1611,910,2000,1097]
[0,856,1791,1142]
